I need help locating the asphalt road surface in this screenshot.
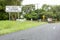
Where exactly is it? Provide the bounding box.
[0,23,60,40]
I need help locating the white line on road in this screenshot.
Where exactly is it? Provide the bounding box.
[53,27,56,29]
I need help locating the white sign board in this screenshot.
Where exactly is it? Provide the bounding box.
[5,6,22,12]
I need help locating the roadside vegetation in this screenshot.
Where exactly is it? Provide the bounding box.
[0,0,60,21]
[0,21,46,35]
[0,0,60,35]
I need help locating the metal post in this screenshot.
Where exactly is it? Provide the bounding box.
[9,12,10,20]
[18,13,19,19]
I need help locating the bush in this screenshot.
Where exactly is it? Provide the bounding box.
[0,12,9,20]
[56,12,60,21]
[24,12,39,20]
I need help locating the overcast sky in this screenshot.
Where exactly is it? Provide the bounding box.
[22,0,60,8]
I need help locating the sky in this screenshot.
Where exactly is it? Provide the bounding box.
[22,0,60,8]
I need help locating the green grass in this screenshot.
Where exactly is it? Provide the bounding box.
[0,21,46,35]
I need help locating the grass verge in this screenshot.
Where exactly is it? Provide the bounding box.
[0,21,46,35]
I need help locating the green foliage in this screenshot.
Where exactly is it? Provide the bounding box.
[22,4,38,20]
[31,12,39,20]
[34,4,60,21]
[36,4,60,21]
[0,0,23,20]
[56,12,60,21]
[1,1,60,21]
[44,12,56,18]
[24,12,39,20]
[0,12,8,20]
[22,4,35,14]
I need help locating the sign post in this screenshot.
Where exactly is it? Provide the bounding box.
[9,12,10,20]
[18,13,20,19]
[5,6,22,20]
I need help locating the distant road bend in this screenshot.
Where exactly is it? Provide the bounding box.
[0,23,60,40]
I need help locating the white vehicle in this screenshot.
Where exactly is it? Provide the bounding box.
[47,18,52,23]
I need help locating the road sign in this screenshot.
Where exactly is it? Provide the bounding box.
[5,6,22,12]
[42,15,45,21]
[43,15,45,19]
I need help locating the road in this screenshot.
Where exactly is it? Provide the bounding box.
[0,23,60,40]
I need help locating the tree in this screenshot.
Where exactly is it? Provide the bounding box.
[5,0,23,5]
[6,0,23,20]
[24,11,39,20]
[42,4,51,12]
[0,0,23,20]
[22,4,35,14]
[50,5,60,20]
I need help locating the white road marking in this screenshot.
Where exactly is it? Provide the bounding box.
[53,27,56,29]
